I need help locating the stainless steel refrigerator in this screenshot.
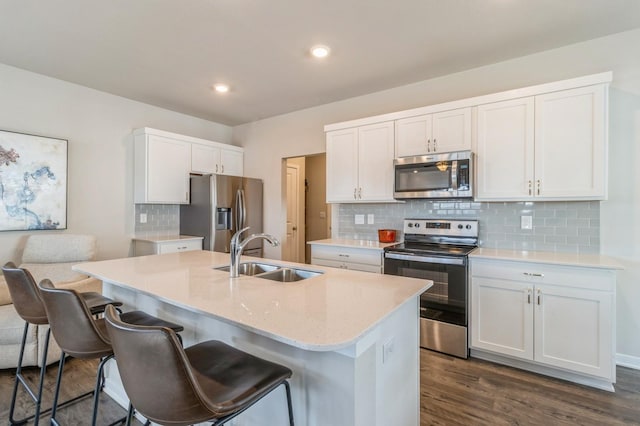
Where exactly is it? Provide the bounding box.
[180,175,264,257]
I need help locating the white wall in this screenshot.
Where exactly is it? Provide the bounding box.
[0,63,232,262]
[234,28,640,359]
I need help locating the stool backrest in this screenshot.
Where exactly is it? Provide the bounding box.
[38,279,112,359]
[2,262,48,325]
[104,305,214,425]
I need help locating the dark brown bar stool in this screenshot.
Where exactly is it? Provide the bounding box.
[1,262,123,426]
[38,279,184,426]
[104,304,294,426]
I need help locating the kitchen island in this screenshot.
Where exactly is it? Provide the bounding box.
[74,250,430,426]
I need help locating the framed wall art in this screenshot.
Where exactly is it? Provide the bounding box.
[0,129,67,231]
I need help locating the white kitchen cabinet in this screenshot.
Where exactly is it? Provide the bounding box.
[395,108,471,157]
[470,258,616,388]
[134,133,191,204]
[310,244,383,273]
[475,84,607,201]
[326,121,395,203]
[191,143,244,176]
[133,236,203,256]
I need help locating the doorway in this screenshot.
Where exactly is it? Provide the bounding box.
[283,154,331,264]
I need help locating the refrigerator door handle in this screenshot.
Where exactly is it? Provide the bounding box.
[239,189,247,230]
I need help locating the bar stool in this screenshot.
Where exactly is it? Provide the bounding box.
[38,279,185,426]
[1,262,123,426]
[104,304,295,426]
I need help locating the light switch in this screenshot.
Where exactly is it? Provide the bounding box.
[367,214,374,224]
[521,215,533,230]
[355,214,365,225]
[319,211,326,219]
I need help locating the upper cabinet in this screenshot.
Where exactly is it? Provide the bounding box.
[191,143,244,176]
[134,128,244,204]
[326,122,395,203]
[475,84,607,201]
[395,107,471,157]
[134,132,191,204]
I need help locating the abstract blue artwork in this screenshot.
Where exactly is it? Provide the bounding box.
[0,130,67,231]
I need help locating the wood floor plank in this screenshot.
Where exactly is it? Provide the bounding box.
[2,349,640,425]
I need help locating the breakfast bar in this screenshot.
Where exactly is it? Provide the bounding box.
[74,250,431,426]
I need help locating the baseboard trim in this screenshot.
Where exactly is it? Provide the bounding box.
[616,353,640,370]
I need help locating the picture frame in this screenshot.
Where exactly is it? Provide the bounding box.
[0,129,68,231]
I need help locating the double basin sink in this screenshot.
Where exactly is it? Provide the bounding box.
[215,262,322,282]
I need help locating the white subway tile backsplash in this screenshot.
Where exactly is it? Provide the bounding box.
[337,200,599,254]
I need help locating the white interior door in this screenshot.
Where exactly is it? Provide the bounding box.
[285,164,300,262]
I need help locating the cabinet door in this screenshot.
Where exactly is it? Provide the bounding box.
[395,115,431,157]
[326,128,359,202]
[147,135,190,204]
[220,148,244,176]
[431,108,471,153]
[534,85,607,199]
[357,122,395,201]
[475,97,535,200]
[534,284,613,379]
[191,144,220,174]
[471,277,533,360]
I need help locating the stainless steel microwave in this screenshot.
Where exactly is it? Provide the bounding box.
[393,151,473,199]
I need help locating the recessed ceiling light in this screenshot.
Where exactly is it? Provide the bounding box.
[213,83,230,93]
[310,45,331,58]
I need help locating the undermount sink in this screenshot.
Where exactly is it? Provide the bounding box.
[214,262,322,282]
[257,268,322,282]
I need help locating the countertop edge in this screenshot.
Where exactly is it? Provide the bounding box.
[307,238,399,250]
[469,248,623,270]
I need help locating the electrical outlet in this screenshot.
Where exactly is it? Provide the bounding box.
[367,214,374,224]
[521,215,532,230]
[139,213,147,224]
[355,214,365,225]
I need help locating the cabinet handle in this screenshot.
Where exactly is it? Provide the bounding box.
[433,138,437,151]
[427,139,431,152]
[537,179,541,195]
[354,188,357,200]
[338,254,350,258]
[523,272,544,277]
[216,164,219,173]
[221,165,224,174]
[527,289,532,304]
[528,180,532,196]
[358,187,362,199]
[537,289,541,305]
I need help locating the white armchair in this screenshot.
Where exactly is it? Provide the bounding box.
[0,234,102,369]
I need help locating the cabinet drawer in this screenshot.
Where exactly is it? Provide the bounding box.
[311,258,382,274]
[311,245,382,266]
[158,239,203,254]
[471,259,615,291]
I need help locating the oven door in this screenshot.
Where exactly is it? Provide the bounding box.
[384,251,467,326]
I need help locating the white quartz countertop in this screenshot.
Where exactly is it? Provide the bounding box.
[307,238,399,250]
[73,251,430,351]
[470,248,623,270]
[132,234,203,243]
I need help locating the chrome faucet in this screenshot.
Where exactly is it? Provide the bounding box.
[229,227,280,278]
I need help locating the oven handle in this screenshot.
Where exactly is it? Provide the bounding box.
[385,251,465,266]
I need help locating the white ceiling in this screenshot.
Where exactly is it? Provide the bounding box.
[1,0,640,126]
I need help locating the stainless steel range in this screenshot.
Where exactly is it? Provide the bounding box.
[383,219,478,358]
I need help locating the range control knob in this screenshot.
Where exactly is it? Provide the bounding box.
[458,224,463,229]
[466,224,472,230]
[414,223,420,228]
[408,223,413,228]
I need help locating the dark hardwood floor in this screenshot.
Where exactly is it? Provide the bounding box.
[1,349,639,425]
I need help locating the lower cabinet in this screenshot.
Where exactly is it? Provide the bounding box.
[310,244,383,273]
[133,237,203,256]
[470,258,616,387]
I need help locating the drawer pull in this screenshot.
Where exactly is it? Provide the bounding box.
[527,289,532,304]
[523,272,544,277]
[537,289,542,305]
[338,254,350,258]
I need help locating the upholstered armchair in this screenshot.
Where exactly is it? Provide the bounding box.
[0,234,101,369]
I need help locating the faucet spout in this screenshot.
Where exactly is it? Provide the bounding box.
[229,227,280,278]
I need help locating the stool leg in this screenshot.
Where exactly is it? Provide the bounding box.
[8,322,29,425]
[32,327,52,425]
[284,380,294,426]
[91,354,114,426]
[50,351,67,426]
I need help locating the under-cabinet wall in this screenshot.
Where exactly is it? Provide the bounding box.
[336,200,600,254]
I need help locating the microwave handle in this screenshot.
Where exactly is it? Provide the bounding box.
[451,160,458,189]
